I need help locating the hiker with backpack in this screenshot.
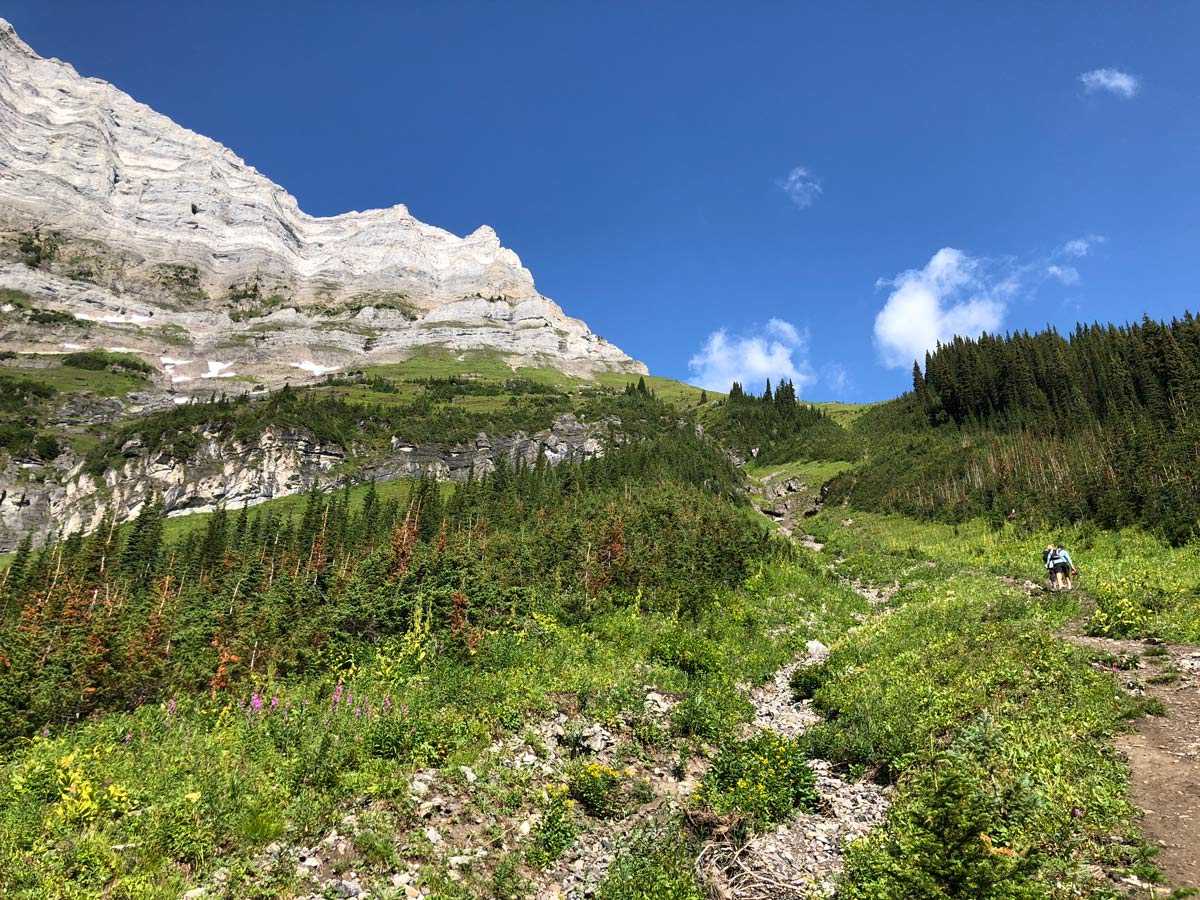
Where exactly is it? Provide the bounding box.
[1042,544,1077,591]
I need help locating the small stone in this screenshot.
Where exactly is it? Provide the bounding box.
[459,765,477,783]
[448,854,471,867]
[333,880,361,898]
[183,890,206,900]
[303,856,321,868]
[425,826,442,845]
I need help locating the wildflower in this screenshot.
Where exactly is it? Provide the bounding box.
[124,733,132,743]
[167,698,177,716]
[251,693,264,712]
[354,707,362,718]
[332,682,344,706]
[40,726,49,738]
[382,696,392,713]
[270,696,280,710]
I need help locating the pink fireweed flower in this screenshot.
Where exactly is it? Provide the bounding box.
[354,707,362,718]
[251,693,264,712]
[332,682,344,706]
[167,698,177,716]
[270,696,280,710]
[382,696,392,713]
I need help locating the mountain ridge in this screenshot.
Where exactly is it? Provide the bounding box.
[0,17,645,384]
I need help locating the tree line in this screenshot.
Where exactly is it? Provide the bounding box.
[834,314,1200,542]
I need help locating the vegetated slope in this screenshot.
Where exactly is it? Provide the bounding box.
[0,357,686,549]
[703,378,863,466]
[0,398,759,746]
[799,513,1166,898]
[829,314,1200,544]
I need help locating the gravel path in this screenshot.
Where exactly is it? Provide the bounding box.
[699,631,891,900]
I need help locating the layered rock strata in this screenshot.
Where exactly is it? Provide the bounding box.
[0,18,645,383]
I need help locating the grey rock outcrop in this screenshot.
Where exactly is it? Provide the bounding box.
[0,413,619,550]
[0,18,645,382]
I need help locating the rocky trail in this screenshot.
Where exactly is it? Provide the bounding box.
[1058,622,1200,893]
[697,641,890,900]
[182,624,890,900]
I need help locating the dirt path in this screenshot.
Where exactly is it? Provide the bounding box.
[1059,627,1200,891]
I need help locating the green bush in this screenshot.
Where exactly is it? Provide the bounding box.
[841,719,1047,900]
[670,675,753,741]
[567,760,629,819]
[788,660,828,700]
[693,730,817,829]
[649,626,723,675]
[525,783,577,866]
[597,823,704,900]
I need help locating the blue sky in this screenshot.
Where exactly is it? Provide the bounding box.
[8,2,1198,400]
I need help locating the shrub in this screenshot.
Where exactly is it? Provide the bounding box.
[649,626,723,675]
[598,822,704,900]
[567,760,629,819]
[670,675,752,742]
[840,747,1045,900]
[34,433,61,461]
[693,730,817,829]
[788,660,828,700]
[526,783,577,866]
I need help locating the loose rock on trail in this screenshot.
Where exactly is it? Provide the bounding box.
[698,636,890,900]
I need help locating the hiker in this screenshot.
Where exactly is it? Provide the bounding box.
[1042,545,1077,591]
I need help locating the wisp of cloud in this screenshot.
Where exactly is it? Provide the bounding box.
[1079,68,1140,99]
[777,167,822,209]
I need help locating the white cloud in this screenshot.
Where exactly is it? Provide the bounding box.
[777,166,822,209]
[688,318,816,393]
[1079,68,1140,99]
[1059,234,1105,257]
[1047,264,1080,285]
[873,248,1006,369]
[873,237,1108,368]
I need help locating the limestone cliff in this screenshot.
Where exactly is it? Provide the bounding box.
[0,413,619,551]
[0,18,645,384]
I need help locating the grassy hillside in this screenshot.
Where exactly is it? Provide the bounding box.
[1,322,1198,898]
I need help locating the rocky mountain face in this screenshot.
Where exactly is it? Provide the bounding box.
[0,18,645,385]
[0,413,619,551]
